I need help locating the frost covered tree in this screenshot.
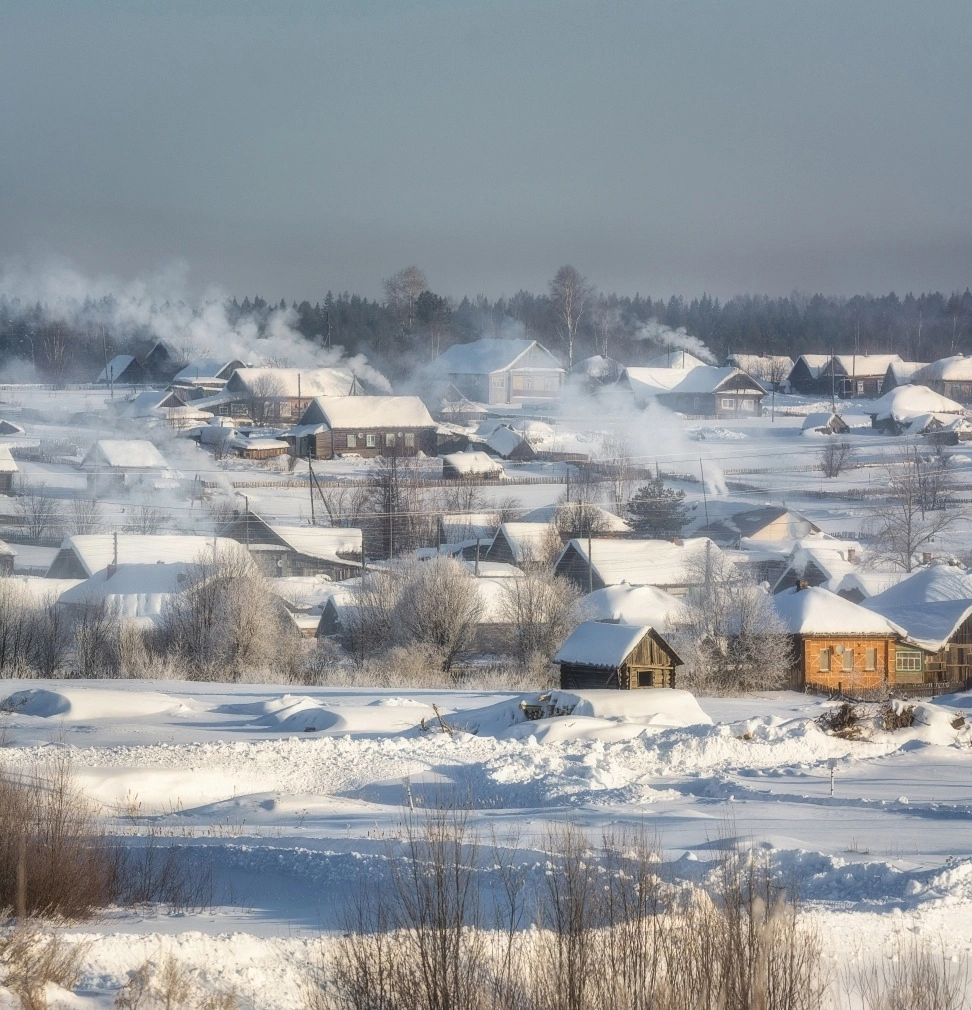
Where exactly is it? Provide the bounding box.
[549,265,595,371]
[500,571,580,668]
[675,543,791,693]
[626,476,687,539]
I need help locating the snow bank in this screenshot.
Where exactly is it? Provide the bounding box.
[1,686,189,721]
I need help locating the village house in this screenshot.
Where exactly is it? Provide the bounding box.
[485,522,560,567]
[229,433,291,460]
[0,539,15,575]
[772,539,863,594]
[862,566,972,686]
[577,583,689,635]
[57,561,196,625]
[726,353,794,392]
[79,439,172,491]
[46,534,240,579]
[97,354,146,386]
[0,445,18,494]
[141,342,183,383]
[433,338,565,405]
[218,511,363,579]
[785,355,832,394]
[289,395,436,459]
[441,450,505,480]
[619,366,765,417]
[698,506,821,548]
[867,384,964,435]
[436,384,489,425]
[773,584,905,691]
[485,425,536,461]
[818,354,903,399]
[913,356,972,405]
[121,389,213,430]
[554,537,725,595]
[554,621,683,689]
[644,349,708,369]
[169,358,247,402]
[209,367,382,424]
[881,361,928,395]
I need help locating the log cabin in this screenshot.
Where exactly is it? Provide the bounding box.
[618,365,765,418]
[819,354,903,399]
[554,621,682,689]
[433,338,564,405]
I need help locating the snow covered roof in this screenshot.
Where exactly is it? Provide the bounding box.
[862,568,972,651]
[439,512,499,543]
[644,349,708,369]
[915,356,972,383]
[97,354,136,383]
[173,358,244,382]
[494,522,559,564]
[801,412,846,432]
[442,451,504,476]
[52,535,242,577]
[81,439,169,471]
[554,621,656,668]
[7,576,81,604]
[59,562,193,620]
[301,395,434,429]
[0,445,18,473]
[522,504,630,533]
[829,354,903,377]
[486,426,527,458]
[886,360,928,382]
[228,366,390,397]
[578,583,688,633]
[772,586,903,637]
[559,537,722,588]
[777,540,863,588]
[863,565,972,609]
[790,354,831,378]
[869,384,965,421]
[572,355,623,381]
[834,570,910,600]
[727,354,794,382]
[435,338,563,375]
[622,365,761,400]
[266,525,362,563]
[123,390,174,416]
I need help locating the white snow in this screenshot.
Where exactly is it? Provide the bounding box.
[304,394,434,429]
[442,450,504,476]
[772,585,904,636]
[81,439,170,470]
[553,621,656,667]
[869,384,964,420]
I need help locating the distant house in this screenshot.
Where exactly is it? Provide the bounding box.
[618,366,765,418]
[437,512,500,552]
[58,562,195,624]
[213,367,384,424]
[290,395,436,459]
[819,354,903,399]
[801,412,850,435]
[0,445,18,494]
[0,539,15,575]
[644,349,708,369]
[554,537,724,595]
[773,584,904,691]
[433,338,565,405]
[79,439,171,490]
[726,354,794,392]
[913,357,972,404]
[441,451,504,480]
[219,512,363,579]
[554,621,682,689]
[96,355,146,386]
[862,566,972,685]
[867,385,964,435]
[772,540,862,594]
[46,534,239,579]
[230,434,291,460]
[170,358,247,402]
[881,361,927,395]
[698,506,821,548]
[786,355,832,394]
[578,583,688,635]
[122,390,213,430]
[485,522,559,566]
[142,342,183,383]
[436,384,489,425]
[485,425,536,461]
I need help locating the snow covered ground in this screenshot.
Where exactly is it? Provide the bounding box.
[4,679,972,1006]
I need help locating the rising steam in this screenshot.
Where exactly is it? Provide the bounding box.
[633,320,716,364]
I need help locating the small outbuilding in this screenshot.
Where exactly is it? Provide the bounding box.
[801,412,850,435]
[554,621,683,689]
[442,451,504,479]
[0,445,19,494]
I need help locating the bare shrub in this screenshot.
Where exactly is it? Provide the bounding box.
[14,483,66,541]
[341,568,404,665]
[0,580,43,677]
[0,922,85,1010]
[852,940,968,1010]
[123,505,173,535]
[0,756,122,918]
[819,437,854,478]
[817,702,864,737]
[66,497,104,536]
[880,700,915,731]
[499,572,581,669]
[72,599,121,678]
[113,954,239,1010]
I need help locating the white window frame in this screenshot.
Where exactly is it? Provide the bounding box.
[385,432,396,447]
[404,432,415,448]
[365,433,376,448]
[721,397,734,409]
[819,649,830,672]
[842,648,854,672]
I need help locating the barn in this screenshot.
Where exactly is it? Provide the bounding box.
[554,621,682,689]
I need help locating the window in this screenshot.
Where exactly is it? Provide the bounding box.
[404,433,415,448]
[896,650,923,673]
[491,375,506,389]
[346,433,356,448]
[741,399,754,411]
[856,381,865,394]
[385,433,396,447]
[218,404,230,416]
[365,433,376,448]
[637,671,654,687]
[819,649,830,672]
[842,648,854,672]
[865,648,877,671]
[721,397,734,409]
[278,401,292,418]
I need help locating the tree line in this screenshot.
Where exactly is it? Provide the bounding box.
[2,269,971,384]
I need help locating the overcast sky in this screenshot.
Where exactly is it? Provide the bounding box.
[1,1,969,303]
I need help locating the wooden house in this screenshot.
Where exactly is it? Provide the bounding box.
[441,451,504,480]
[867,385,964,435]
[554,621,683,689]
[801,412,850,435]
[862,566,972,686]
[485,522,559,567]
[96,354,146,386]
[45,534,240,579]
[819,354,903,399]
[485,425,536,460]
[142,343,183,383]
[619,366,765,418]
[772,540,861,594]
[219,512,363,579]
[79,439,171,491]
[881,361,927,395]
[290,395,436,460]
[230,435,290,460]
[0,446,18,494]
[786,355,832,394]
[0,540,15,575]
[698,506,820,548]
[726,354,794,392]
[773,585,904,691]
[433,338,564,405]
[912,357,972,404]
[437,384,489,424]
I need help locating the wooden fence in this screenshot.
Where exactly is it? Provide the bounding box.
[805,679,971,702]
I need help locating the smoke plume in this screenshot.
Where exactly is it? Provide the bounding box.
[633,320,716,364]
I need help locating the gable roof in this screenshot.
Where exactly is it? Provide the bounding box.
[772,540,863,589]
[699,506,819,544]
[298,395,434,429]
[644,349,708,369]
[226,366,390,398]
[97,355,139,383]
[486,425,530,458]
[49,535,241,578]
[490,522,558,564]
[557,537,722,588]
[522,504,630,533]
[173,358,245,382]
[914,356,972,383]
[726,354,795,380]
[81,439,169,470]
[578,584,688,634]
[435,338,563,375]
[826,354,903,378]
[265,524,362,563]
[441,451,504,476]
[789,355,832,379]
[801,412,849,433]
[772,586,903,636]
[861,567,972,651]
[885,361,928,383]
[554,621,659,668]
[621,365,763,401]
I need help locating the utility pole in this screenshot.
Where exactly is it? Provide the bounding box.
[307,449,316,526]
[244,495,250,549]
[830,347,836,414]
[587,531,593,594]
[297,373,302,421]
[699,458,709,525]
[475,538,480,576]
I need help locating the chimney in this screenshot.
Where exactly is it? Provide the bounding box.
[106,563,116,580]
[672,537,682,546]
[923,552,933,565]
[796,579,809,591]
[846,548,857,563]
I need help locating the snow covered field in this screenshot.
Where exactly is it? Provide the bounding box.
[4,679,972,1006]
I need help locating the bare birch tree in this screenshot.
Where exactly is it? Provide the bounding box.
[549,265,595,371]
[383,266,428,337]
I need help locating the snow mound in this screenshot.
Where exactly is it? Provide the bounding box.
[215,694,435,734]
[0,687,188,721]
[687,426,747,441]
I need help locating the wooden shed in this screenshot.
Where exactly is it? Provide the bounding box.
[554,621,683,690]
